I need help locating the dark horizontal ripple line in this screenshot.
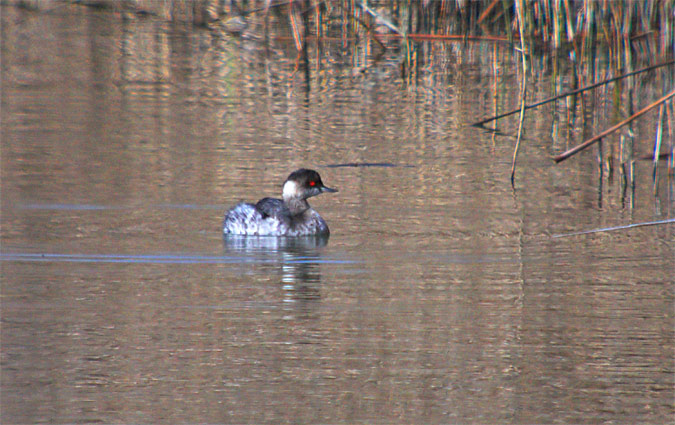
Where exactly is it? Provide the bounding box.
[0,252,358,265]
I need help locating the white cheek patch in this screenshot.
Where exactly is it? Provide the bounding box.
[282,180,300,198]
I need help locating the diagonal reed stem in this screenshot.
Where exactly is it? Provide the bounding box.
[355,0,405,36]
[471,60,675,127]
[551,218,675,238]
[554,88,675,163]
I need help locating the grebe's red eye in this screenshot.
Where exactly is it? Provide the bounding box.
[309,181,316,186]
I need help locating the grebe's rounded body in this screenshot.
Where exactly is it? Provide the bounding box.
[223,169,337,236]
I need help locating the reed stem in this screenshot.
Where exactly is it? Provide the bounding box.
[554,89,675,163]
[471,60,675,127]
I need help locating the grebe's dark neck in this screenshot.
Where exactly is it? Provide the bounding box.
[284,196,310,216]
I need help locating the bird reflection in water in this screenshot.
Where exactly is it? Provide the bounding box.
[223,234,330,318]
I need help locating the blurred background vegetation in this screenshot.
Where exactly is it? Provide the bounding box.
[11,0,673,65]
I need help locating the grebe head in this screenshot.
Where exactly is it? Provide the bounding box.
[282,169,338,201]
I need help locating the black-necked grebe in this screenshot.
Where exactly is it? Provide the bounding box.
[223,169,338,236]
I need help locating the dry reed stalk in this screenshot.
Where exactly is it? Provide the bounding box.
[652,104,665,193]
[668,101,675,174]
[471,60,675,127]
[554,88,675,163]
[511,0,528,184]
[477,0,500,25]
[289,1,304,51]
[352,15,386,54]
[356,0,405,36]
[552,218,675,238]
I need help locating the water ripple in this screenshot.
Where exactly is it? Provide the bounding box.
[17,203,224,211]
[0,252,358,265]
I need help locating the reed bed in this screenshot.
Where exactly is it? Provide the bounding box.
[223,0,675,65]
[46,0,673,65]
[19,0,675,191]
[99,0,674,188]
[235,0,673,182]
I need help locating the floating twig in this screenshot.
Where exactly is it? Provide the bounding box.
[552,218,675,238]
[553,89,675,163]
[471,60,675,127]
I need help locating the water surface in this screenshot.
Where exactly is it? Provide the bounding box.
[1,4,673,424]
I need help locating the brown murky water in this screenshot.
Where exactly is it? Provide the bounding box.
[2,5,673,424]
